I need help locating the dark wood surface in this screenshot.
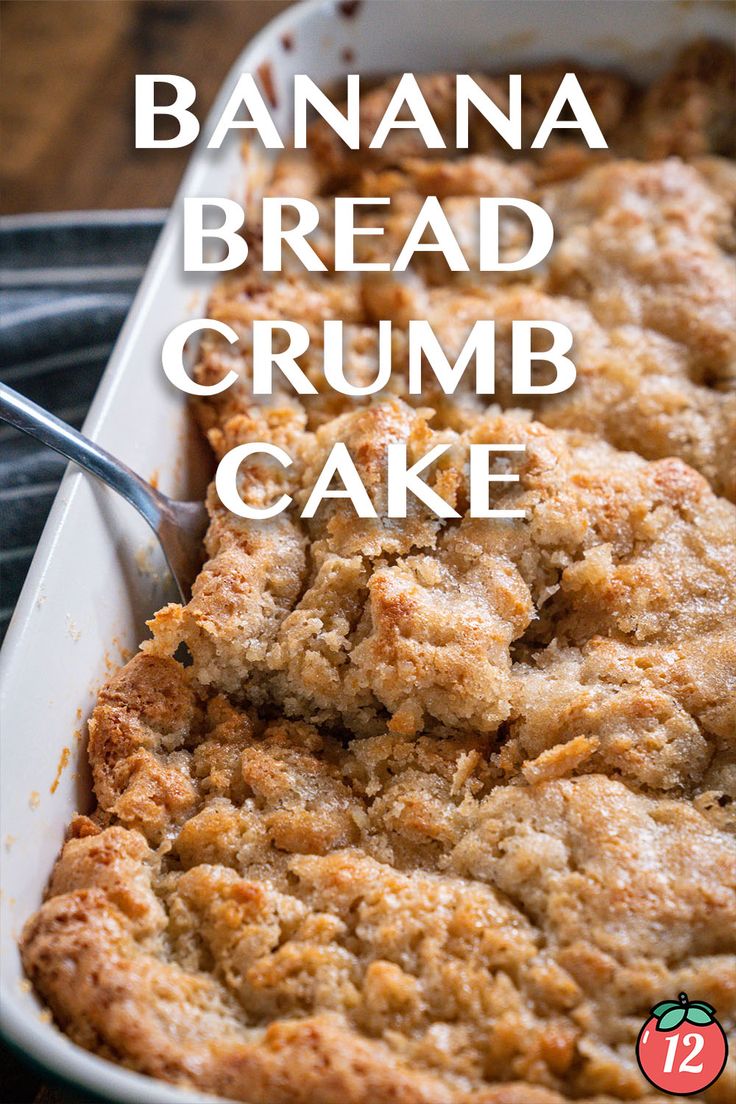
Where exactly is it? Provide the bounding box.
[1,0,293,215]
[1,4,294,1098]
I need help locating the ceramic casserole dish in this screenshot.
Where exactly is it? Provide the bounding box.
[1,2,734,1101]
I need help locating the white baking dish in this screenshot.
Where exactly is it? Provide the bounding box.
[1,2,733,1101]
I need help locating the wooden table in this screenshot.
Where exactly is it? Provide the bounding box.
[1,0,292,215]
[1,5,295,1098]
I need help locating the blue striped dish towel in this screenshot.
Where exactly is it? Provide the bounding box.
[0,210,165,642]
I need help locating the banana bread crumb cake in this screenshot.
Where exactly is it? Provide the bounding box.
[22,43,736,1104]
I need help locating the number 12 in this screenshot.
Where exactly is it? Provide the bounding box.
[663,1032,704,1074]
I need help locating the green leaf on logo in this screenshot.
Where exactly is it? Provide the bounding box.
[689,1001,715,1014]
[686,1007,713,1025]
[657,1008,686,1031]
[651,1001,680,1017]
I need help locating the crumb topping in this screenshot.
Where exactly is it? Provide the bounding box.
[22,43,736,1104]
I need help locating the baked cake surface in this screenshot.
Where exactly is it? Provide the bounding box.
[22,43,736,1104]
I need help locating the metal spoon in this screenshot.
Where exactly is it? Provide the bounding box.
[0,382,207,602]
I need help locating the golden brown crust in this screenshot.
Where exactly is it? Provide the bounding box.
[22,675,736,1101]
[22,43,736,1104]
[635,40,736,161]
[188,161,736,500]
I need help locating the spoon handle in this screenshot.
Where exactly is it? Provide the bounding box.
[0,381,167,531]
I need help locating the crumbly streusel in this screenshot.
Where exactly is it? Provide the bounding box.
[22,43,736,1104]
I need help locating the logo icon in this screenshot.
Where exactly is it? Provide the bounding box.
[636,991,728,1096]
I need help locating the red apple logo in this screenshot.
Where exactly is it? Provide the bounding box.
[636,992,728,1096]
